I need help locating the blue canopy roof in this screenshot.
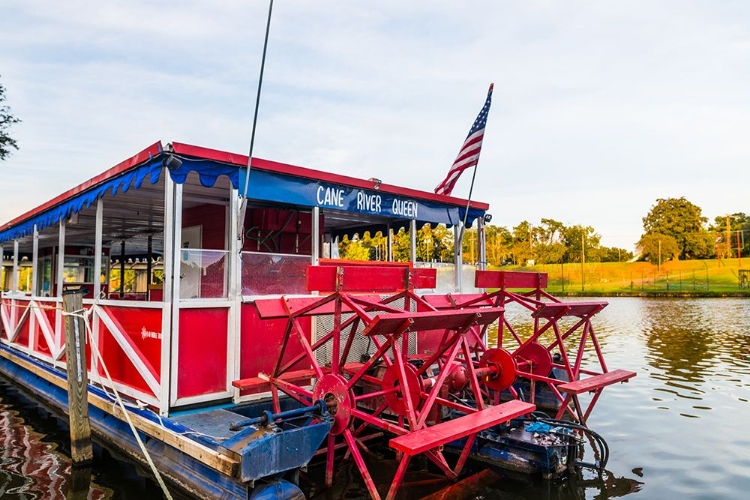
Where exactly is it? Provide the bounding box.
[0,145,486,244]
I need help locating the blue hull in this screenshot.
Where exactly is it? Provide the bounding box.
[0,345,330,499]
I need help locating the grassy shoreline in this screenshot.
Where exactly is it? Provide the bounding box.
[492,256,750,298]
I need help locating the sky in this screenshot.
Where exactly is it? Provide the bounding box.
[1,0,748,251]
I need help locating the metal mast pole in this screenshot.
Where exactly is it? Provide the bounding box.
[239,0,275,233]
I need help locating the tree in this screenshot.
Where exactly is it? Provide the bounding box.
[485,224,512,266]
[710,213,750,258]
[338,234,371,261]
[1,76,21,161]
[599,246,634,262]
[533,218,567,265]
[417,224,436,262]
[562,225,601,263]
[432,224,455,263]
[510,221,535,265]
[641,197,712,259]
[636,233,680,263]
[391,228,411,262]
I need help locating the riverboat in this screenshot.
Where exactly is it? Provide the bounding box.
[0,141,635,499]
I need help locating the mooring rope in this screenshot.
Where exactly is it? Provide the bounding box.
[62,306,173,500]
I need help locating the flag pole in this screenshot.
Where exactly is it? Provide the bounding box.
[458,83,493,249]
[239,0,274,232]
[457,163,479,245]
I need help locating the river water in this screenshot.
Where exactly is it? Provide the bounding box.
[2,298,749,499]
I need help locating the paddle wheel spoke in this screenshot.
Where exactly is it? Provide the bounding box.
[243,266,637,499]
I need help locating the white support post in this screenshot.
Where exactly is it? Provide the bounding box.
[0,245,3,292]
[56,221,66,298]
[94,199,103,299]
[10,240,19,330]
[55,220,66,353]
[159,172,176,415]
[478,216,487,271]
[12,239,19,294]
[454,224,463,293]
[32,225,39,296]
[387,225,393,262]
[312,206,320,265]
[228,188,240,401]
[91,199,103,377]
[28,225,40,350]
[410,219,417,265]
[169,181,184,407]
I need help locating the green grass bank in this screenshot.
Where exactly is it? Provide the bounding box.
[491,257,750,297]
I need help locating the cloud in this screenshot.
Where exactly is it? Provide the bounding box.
[1,1,748,252]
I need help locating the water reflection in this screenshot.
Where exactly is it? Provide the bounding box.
[639,298,750,406]
[2,298,749,499]
[0,391,109,499]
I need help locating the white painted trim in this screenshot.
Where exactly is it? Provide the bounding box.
[477,216,487,271]
[12,240,19,294]
[27,296,36,350]
[86,372,161,408]
[228,188,241,403]
[410,219,417,265]
[160,171,175,415]
[454,224,462,293]
[173,391,232,407]
[94,306,161,397]
[55,221,65,350]
[92,198,103,372]
[169,182,183,407]
[10,303,30,343]
[85,299,164,309]
[0,300,12,339]
[176,300,232,309]
[31,226,39,297]
[312,206,320,265]
[94,199,103,299]
[32,302,56,356]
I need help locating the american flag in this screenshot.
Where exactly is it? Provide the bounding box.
[434,83,494,196]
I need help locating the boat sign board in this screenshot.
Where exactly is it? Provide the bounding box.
[239,167,471,226]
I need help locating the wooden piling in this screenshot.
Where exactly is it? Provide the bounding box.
[66,466,92,500]
[62,288,93,466]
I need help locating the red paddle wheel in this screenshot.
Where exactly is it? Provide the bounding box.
[234,266,534,499]
[422,270,636,425]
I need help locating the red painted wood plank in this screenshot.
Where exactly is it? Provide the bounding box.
[363,308,503,337]
[558,369,636,394]
[232,369,316,391]
[307,266,436,292]
[421,293,495,309]
[252,295,384,319]
[389,400,535,455]
[475,271,548,290]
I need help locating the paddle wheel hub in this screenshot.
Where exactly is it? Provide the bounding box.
[312,374,352,435]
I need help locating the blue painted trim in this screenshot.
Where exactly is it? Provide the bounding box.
[0,158,164,243]
[1,153,485,245]
[0,346,248,499]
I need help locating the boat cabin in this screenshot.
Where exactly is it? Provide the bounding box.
[0,141,489,415]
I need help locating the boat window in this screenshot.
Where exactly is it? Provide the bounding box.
[179,249,229,299]
[241,251,309,296]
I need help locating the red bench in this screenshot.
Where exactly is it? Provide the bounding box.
[389,400,535,456]
[557,369,636,394]
[555,369,636,424]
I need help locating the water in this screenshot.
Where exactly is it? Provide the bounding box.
[2,298,750,499]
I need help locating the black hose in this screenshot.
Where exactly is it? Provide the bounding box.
[517,412,609,474]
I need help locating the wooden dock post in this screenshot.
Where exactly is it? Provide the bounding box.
[62,288,93,466]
